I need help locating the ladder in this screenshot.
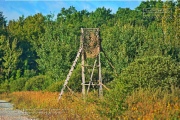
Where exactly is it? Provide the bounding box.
[58,47,82,100]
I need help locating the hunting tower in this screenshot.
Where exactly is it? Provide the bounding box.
[58,28,102,100]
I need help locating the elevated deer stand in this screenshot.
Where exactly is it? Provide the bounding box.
[58,28,102,100]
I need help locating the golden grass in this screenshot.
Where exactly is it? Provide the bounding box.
[1,91,104,120]
[0,87,179,120]
[122,88,180,120]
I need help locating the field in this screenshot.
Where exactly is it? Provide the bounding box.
[1,87,180,120]
[1,91,102,120]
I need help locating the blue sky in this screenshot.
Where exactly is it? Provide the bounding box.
[1,0,142,21]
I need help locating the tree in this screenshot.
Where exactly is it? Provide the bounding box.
[35,16,73,81]
[7,14,45,77]
[88,7,113,27]
[0,37,22,80]
[0,12,6,35]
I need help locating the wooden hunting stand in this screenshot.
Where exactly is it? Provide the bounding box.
[58,28,102,100]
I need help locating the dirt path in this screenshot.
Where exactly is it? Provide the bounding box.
[0,100,35,120]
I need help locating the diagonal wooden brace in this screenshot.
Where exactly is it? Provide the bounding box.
[58,47,82,101]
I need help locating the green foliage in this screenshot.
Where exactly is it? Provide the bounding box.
[102,56,180,118]
[10,77,27,91]
[114,56,180,90]
[68,64,82,92]
[0,12,6,35]
[0,1,179,93]
[88,7,113,27]
[23,69,37,78]
[100,84,127,119]
[25,75,52,91]
[46,81,63,92]
[0,80,10,93]
[0,37,22,80]
[35,15,75,81]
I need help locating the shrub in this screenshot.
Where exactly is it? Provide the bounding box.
[0,89,6,94]
[0,80,10,93]
[101,56,180,118]
[68,64,82,92]
[46,81,63,92]
[110,56,180,91]
[25,75,53,91]
[10,77,27,92]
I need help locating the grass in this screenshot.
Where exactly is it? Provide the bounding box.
[0,91,104,120]
[0,87,180,119]
[121,87,180,119]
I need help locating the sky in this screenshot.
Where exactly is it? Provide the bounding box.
[0,0,142,22]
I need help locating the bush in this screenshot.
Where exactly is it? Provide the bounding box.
[118,56,179,89]
[46,64,82,92]
[10,77,27,92]
[25,75,53,91]
[0,80,10,93]
[46,81,63,92]
[0,89,6,94]
[68,64,82,92]
[101,56,180,118]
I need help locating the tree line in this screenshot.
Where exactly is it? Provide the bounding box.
[0,0,179,92]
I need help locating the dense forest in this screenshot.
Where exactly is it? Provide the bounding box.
[0,0,180,118]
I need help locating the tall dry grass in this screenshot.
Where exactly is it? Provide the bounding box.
[121,87,180,120]
[3,91,104,120]
[0,87,179,119]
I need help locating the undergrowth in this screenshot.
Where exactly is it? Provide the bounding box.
[0,87,179,119]
[1,91,103,120]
